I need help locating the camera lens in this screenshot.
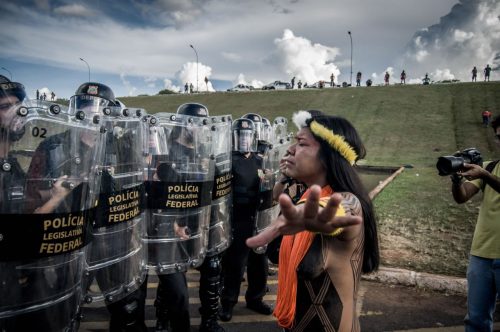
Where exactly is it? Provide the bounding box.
[436,156,464,176]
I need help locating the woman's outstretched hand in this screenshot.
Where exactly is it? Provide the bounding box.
[246,185,362,248]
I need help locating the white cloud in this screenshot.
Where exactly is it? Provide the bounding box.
[144,76,157,88]
[235,73,263,88]
[431,68,455,81]
[53,4,94,17]
[453,29,474,42]
[402,0,500,82]
[176,62,215,92]
[273,29,341,86]
[415,50,429,62]
[163,78,181,93]
[221,52,242,63]
[120,73,138,96]
[408,78,423,84]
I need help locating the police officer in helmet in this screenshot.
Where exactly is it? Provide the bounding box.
[152,102,211,332]
[177,103,228,332]
[219,117,272,322]
[0,75,26,154]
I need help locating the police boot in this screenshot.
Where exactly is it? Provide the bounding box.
[199,256,225,332]
[199,318,225,332]
[108,299,148,332]
[154,300,170,332]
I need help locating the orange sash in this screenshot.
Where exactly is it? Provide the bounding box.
[274,186,337,328]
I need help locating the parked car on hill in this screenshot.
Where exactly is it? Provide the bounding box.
[310,80,335,88]
[227,84,254,92]
[262,81,291,90]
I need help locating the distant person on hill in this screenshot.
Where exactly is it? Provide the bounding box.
[291,76,295,89]
[330,73,335,87]
[400,70,406,84]
[472,66,478,82]
[384,71,390,85]
[356,72,362,86]
[482,110,492,127]
[36,89,40,100]
[297,80,302,89]
[50,91,55,101]
[189,83,194,94]
[449,114,500,332]
[366,79,372,87]
[422,73,431,85]
[184,83,188,93]
[484,64,492,82]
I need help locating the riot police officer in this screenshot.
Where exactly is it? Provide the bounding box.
[176,103,232,332]
[147,103,214,332]
[70,83,149,332]
[219,117,272,322]
[0,74,27,214]
[1,77,97,332]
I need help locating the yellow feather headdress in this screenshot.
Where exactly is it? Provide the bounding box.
[293,111,358,165]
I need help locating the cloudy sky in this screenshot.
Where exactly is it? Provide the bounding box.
[0,0,498,99]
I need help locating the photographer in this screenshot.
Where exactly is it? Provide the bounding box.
[450,115,500,332]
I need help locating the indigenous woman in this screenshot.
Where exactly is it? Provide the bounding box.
[247,111,379,332]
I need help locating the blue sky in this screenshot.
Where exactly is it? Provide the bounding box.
[1,0,498,99]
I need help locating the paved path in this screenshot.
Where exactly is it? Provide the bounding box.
[79,267,500,332]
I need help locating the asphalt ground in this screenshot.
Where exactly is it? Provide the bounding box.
[79,267,500,332]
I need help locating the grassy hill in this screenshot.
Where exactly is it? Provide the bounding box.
[122,82,500,277]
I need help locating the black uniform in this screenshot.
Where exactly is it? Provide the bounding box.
[220,152,268,308]
[152,139,194,332]
[27,131,148,332]
[1,137,85,331]
[197,158,229,331]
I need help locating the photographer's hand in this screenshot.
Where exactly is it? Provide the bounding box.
[461,163,500,194]
[460,163,487,181]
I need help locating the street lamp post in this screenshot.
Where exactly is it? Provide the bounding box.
[189,44,199,93]
[1,67,12,81]
[79,58,91,82]
[348,31,353,86]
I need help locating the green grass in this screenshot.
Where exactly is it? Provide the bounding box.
[121,82,500,277]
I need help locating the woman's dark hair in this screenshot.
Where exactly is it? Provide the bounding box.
[309,115,379,273]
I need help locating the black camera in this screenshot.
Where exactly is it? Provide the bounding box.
[436,148,483,176]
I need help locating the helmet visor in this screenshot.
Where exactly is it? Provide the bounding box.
[233,129,256,152]
[0,82,26,106]
[69,94,113,115]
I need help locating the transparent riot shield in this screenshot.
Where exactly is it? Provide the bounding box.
[144,113,214,274]
[82,106,148,304]
[253,117,290,254]
[207,115,232,256]
[253,145,280,254]
[0,102,102,332]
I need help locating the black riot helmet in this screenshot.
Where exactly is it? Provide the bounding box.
[176,103,209,117]
[170,103,209,144]
[232,118,257,153]
[242,113,263,140]
[261,117,274,143]
[0,75,27,103]
[0,75,27,141]
[70,82,118,115]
